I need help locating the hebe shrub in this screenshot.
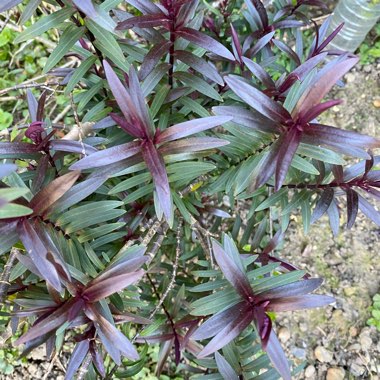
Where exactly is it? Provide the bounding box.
[0,0,379,379]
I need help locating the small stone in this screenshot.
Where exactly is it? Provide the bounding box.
[278,327,291,343]
[348,343,361,351]
[349,326,358,337]
[326,367,345,380]
[363,64,372,73]
[373,99,380,108]
[345,72,355,83]
[305,365,316,378]
[291,346,307,360]
[360,334,372,351]
[350,362,365,376]
[344,287,356,296]
[315,346,334,363]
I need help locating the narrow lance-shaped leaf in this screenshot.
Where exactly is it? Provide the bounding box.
[157,116,232,143]
[0,0,23,12]
[215,352,239,380]
[142,140,171,220]
[65,340,90,380]
[346,188,358,229]
[265,331,291,380]
[212,239,254,300]
[267,294,335,312]
[225,75,291,124]
[176,27,235,61]
[30,171,81,217]
[311,188,334,223]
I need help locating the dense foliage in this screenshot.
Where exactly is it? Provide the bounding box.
[0,0,379,379]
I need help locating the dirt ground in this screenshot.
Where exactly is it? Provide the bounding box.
[279,61,380,380]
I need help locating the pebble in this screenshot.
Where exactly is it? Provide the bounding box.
[305,365,316,378]
[349,326,358,337]
[345,72,355,83]
[315,346,334,363]
[363,64,372,73]
[373,99,380,108]
[343,286,356,296]
[350,362,365,376]
[359,334,372,351]
[278,327,290,343]
[291,346,306,360]
[326,367,345,380]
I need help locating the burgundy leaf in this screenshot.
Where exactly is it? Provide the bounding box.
[311,188,334,223]
[18,220,62,292]
[215,352,239,380]
[69,141,141,170]
[275,127,302,191]
[27,90,38,123]
[174,50,224,85]
[91,309,139,360]
[49,140,97,155]
[157,116,231,143]
[82,270,144,302]
[129,66,154,137]
[141,140,171,220]
[65,340,90,380]
[304,123,380,149]
[176,27,235,61]
[212,240,254,300]
[225,75,291,124]
[272,39,301,66]
[36,91,47,122]
[0,142,40,155]
[266,294,335,312]
[316,22,344,53]
[126,0,164,15]
[90,342,106,378]
[110,113,144,137]
[262,229,283,255]
[256,278,323,301]
[72,0,97,19]
[242,58,275,89]
[212,105,280,133]
[192,302,247,340]
[230,23,243,63]
[265,331,291,380]
[249,31,275,57]
[299,99,343,123]
[358,195,380,226]
[159,137,229,155]
[272,20,304,30]
[30,171,81,216]
[346,188,358,229]
[250,0,268,28]
[292,56,358,117]
[197,307,253,358]
[139,41,172,80]
[103,60,145,137]
[116,14,170,30]
[15,299,75,345]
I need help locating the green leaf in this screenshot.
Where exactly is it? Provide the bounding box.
[174,71,222,101]
[0,203,33,219]
[291,154,319,175]
[281,189,309,215]
[77,80,104,113]
[180,97,210,117]
[298,143,346,165]
[15,7,75,44]
[43,24,86,73]
[255,188,288,211]
[65,55,97,95]
[251,270,306,294]
[150,84,170,118]
[109,172,152,195]
[0,188,30,202]
[78,222,126,243]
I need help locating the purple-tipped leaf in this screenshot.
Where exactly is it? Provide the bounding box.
[82,270,144,302]
[27,90,38,123]
[49,140,97,155]
[358,195,380,226]
[225,75,291,124]
[242,58,275,89]
[300,99,343,124]
[311,188,334,223]
[0,0,23,12]
[265,331,291,380]
[212,240,254,300]
[176,27,235,61]
[267,294,335,312]
[30,171,81,216]
[197,307,253,358]
[69,141,141,170]
[116,14,170,29]
[249,32,275,58]
[159,137,229,155]
[157,116,231,144]
[142,140,171,220]
[65,340,90,380]
[346,188,358,229]
[139,41,172,80]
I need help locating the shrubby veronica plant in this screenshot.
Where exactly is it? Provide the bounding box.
[0,0,379,379]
